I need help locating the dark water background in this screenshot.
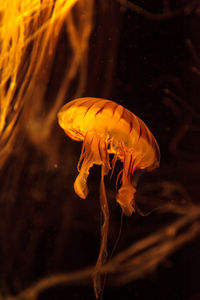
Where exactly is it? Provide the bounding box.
[0,0,200,299]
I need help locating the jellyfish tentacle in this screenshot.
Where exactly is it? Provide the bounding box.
[77,131,91,172]
[58,97,161,297]
[93,164,109,299]
[110,153,118,179]
[74,130,110,199]
[115,168,123,190]
[117,172,136,216]
[74,150,94,199]
[116,151,136,216]
[98,138,110,174]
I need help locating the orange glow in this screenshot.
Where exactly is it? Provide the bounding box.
[58,97,160,297]
[0,0,93,167]
[58,97,160,215]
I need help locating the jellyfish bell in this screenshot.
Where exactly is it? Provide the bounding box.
[58,97,160,215]
[58,97,160,298]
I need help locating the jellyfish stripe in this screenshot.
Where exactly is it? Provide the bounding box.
[95,101,110,117]
[112,103,119,116]
[128,119,132,133]
[112,104,124,120]
[120,106,126,121]
[95,107,104,116]
[120,107,137,135]
[128,112,134,134]
[58,96,160,213]
[63,101,75,110]
[58,100,75,115]
[58,97,160,297]
[77,99,92,107]
[83,102,96,118]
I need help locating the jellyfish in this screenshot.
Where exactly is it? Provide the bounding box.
[57,97,160,298]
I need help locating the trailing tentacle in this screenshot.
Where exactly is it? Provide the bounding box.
[74,130,110,199]
[116,151,137,216]
[93,164,109,298]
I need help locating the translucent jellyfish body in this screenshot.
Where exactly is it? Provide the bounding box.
[58,97,160,297]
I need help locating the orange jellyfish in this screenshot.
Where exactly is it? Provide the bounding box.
[57,97,160,297]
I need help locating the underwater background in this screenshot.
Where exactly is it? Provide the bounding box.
[0,0,200,299]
